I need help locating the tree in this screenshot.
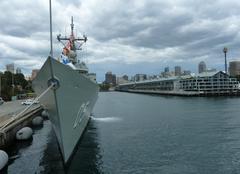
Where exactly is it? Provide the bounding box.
[99,83,110,91]
[0,71,30,101]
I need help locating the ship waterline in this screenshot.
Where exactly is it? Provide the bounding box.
[33,57,99,163]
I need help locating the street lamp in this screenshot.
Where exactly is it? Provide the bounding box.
[223,47,228,73]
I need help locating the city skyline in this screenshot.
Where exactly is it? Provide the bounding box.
[1,0,240,81]
[0,59,235,82]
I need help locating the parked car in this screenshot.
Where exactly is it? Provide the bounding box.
[21,99,39,105]
[0,97,4,105]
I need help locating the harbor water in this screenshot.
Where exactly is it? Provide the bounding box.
[4,92,240,173]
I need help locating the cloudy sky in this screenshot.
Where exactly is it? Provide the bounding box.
[1,0,240,81]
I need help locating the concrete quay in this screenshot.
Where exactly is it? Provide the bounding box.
[0,100,32,122]
[118,89,240,96]
[119,89,201,96]
[0,100,43,149]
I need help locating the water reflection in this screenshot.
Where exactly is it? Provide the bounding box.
[1,138,33,174]
[39,119,102,174]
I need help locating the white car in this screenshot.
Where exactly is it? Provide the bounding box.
[21,99,39,105]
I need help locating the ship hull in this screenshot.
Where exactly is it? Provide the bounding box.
[32,57,99,163]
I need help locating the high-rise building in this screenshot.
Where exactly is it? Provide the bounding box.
[122,75,128,81]
[16,67,21,74]
[105,71,113,84]
[105,71,116,86]
[229,61,240,77]
[117,75,129,84]
[112,74,116,86]
[6,63,14,74]
[134,74,147,81]
[31,69,40,80]
[164,67,169,73]
[198,61,206,73]
[174,66,181,76]
[162,67,171,77]
[183,70,191,75]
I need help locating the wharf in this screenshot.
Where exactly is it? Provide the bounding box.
[123,89,202,96]
[118,89,240,96]
[0,100,43,148]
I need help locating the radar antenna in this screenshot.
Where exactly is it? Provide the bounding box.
[57,16,87,64]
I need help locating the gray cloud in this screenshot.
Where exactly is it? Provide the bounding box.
[0,0,240,81]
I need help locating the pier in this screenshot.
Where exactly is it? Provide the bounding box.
[117,71,240,96]
[123,89,203,96]
[0,100,43,149]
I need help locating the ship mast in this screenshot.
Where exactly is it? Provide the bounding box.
[49,0,53,58]
[57,17,87,64]
[71,16,74,37]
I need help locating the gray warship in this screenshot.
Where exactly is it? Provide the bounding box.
[32,17,99,163]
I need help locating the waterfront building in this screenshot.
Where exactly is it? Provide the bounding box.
[164,67,169,73]
[117,77,128,85]
[162,67,171,78]
[130,76,135,81]
[16,67,22,74]
[134,74,147,82]
[148,75,158,80]
[183,70,191,75]
[229,61,240,77]
[105,71,112,84]
[122,75,128,81]
[198,61,206,73]
[112,74,116,86]
[206,68,217,73]
[31,69,39,80]
[117,75,129,85]
[105,71,116,86]
[117,71,239,96]
[6,63,14,74]
[174,66,181,76]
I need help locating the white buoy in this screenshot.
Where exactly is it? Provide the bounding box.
[32,116,43,126]
[0,150,8,170]
[16,127,33,140]
[41,110,49,119]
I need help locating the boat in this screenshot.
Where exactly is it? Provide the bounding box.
[32,16,99,163]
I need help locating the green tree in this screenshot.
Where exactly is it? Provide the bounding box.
[99,83,110,91]
[0,71,30,101]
